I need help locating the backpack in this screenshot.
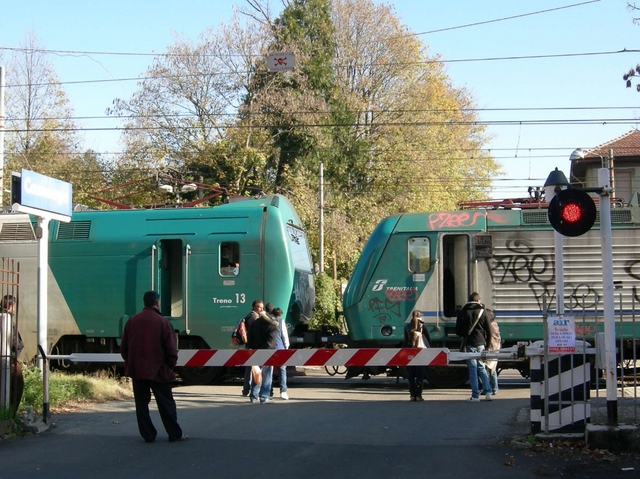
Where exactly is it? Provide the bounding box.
[231,317,248,346]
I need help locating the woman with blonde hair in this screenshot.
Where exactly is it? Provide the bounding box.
[404,310,429,401]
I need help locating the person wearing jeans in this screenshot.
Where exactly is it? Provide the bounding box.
[273,307,290,400]
[465,345,492,401]
[248,309,279,404]
[455,292,493,402]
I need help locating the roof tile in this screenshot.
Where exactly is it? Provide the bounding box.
[585,129,640,158]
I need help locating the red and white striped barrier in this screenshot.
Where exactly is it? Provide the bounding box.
[180,348,448,367]
[46,348,449,367]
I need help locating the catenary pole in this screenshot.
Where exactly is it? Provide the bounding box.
[598,166,618,425]
[0,66,5,206]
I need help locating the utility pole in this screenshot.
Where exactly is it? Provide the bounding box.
[319,162,324,274]
[0,66,5,206]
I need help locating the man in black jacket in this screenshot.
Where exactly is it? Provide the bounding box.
[455,292,492,402]
[248,308,279,404]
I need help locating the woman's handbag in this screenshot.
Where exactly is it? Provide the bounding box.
[251,365,262,385]
[412,331,428,349]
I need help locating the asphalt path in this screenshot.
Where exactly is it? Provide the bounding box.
[1,369,638,478]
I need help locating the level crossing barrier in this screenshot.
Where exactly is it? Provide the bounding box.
[44,344,600,436]
[45,347,450,368]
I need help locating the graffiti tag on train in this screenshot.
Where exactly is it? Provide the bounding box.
[491,239,553,284]
[427,211,485,230]
[490,238,603,312]
[384,287,418,301]
[371,280,418,301]
[368,297,401,324]
[624,259,640,302]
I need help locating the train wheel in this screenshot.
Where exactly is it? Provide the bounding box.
[424,366,468,388]
[324,365,347,376]
[177,366,221,385]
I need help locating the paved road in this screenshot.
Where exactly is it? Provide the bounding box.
[1,369,638,478]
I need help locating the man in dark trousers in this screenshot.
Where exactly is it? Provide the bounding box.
[120,291,188,443]
[455,292,493,402]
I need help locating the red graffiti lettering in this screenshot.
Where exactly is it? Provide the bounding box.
[575,323,598,338]
[428,211,484,230]
[384,289,419,301]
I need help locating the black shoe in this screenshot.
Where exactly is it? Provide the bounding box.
[242,390,249,397]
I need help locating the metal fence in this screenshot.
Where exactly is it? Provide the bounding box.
[535,291,639,432]
[580,291,638,427]
[0,258,20,424]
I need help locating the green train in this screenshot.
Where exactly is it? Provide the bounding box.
[342,198,640,387]
[0,194,314,384]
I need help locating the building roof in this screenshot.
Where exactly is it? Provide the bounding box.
[584,129,640,159]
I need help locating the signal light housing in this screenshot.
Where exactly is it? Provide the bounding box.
[548,188,597,237]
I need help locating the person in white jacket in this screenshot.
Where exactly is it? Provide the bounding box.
[273,307,290,400]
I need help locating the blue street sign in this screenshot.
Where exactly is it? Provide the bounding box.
[18,169,72,217]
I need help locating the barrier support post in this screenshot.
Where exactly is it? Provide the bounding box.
[38,345,49,424]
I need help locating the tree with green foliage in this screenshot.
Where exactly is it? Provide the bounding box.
[108,0,499,284]
[311,272,340,330]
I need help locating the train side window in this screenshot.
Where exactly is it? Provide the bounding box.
[408,237,430,273]
[220,242,240,276]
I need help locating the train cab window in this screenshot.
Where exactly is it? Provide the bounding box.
[408,237,430,273]
[220,242,240,276]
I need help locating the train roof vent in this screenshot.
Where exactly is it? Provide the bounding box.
[0,222,36,242]
[57,221,92,240]
[606,209,633,224]
[521,210,549,225]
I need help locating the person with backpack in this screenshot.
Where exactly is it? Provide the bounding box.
[404,310,430,401]
[455,292,492,402]
[241,300,264,397]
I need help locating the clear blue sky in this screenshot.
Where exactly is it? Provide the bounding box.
[1,0,638,199]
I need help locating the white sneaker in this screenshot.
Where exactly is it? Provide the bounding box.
[485,393,492,401]
[466,397,480,403]
[280,391,289,400]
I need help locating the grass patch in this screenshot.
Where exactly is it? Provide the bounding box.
[20,365,133,413]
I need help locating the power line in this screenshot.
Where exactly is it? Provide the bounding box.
[2,48,635,89]
[5,117,639,134]
[401,0,602,37]
[7,105,640,123]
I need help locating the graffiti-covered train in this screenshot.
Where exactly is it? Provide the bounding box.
[0,194,314,384]
[341,197,640,387]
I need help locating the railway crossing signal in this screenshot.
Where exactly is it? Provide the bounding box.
[547,188,597,237]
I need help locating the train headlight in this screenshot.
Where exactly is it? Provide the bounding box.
[380,325,394,337]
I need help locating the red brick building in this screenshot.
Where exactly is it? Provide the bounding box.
[570,129,640,205]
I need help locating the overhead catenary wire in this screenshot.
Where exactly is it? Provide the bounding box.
[1,48,636,89]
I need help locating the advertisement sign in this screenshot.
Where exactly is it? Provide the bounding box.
[548,316,576,353]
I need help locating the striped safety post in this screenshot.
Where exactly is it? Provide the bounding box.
[530,353,591,434]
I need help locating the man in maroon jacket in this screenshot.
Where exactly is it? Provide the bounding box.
[120,291,188,443]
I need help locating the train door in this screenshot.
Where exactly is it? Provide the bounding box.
[154,239,185,319]
[441,234,470,317]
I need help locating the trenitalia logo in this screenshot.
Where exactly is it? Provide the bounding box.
[372,279,387,291]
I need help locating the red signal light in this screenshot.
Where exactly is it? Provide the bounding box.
[560,202,584,224]
[548,189,596,237]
